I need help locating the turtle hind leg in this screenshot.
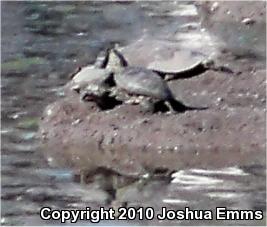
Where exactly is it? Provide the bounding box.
[168,98,208,113]
[110,88,131,102]
[154,100,170,113]
[153,99,189,114]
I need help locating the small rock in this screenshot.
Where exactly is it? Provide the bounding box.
[1,218,6,225]
[216,97,224,104]
[241,18,255,25]
[210,2,219,12]
[46,108,53,116]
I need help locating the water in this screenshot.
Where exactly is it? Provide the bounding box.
[1,1,266,225]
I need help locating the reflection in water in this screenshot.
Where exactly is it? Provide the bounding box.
[1,1,266,225]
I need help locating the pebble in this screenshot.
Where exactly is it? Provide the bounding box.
[210,2,219,12]
[71,119,82,125]
[216,97,224,104]
[1,217,6,224]
[46,108,52,116]
[253,94,259,99]
[241,18,255,25]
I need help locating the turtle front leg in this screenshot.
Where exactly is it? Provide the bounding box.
[80,90,94,102]
[139,97,155,113]
[109,88,131,102]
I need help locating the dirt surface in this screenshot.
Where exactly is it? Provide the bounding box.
[39,2,266,179]
[197,1,266,59]
[197,1,266,23]
[40,52,266,177]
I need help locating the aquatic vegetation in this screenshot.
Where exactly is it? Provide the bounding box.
[17,118,39,130]
[2,57,48,72]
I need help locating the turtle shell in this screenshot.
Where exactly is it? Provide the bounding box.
[114,66,173,100]
[70,66,111,90]
[73,66,110,84]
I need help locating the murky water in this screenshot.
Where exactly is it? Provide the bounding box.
[1,1,266,225]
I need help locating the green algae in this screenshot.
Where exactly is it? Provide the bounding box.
[2,57,48,72]
[17,118,39,130]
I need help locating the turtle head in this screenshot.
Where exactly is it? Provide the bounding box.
[106,45,128,72]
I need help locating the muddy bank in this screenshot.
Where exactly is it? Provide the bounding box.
[39,57,266,178]
[39,2,266,178]
[196,1,266,59]
[197,1,266,24]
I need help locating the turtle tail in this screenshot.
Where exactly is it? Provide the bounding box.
[168,98,208,113]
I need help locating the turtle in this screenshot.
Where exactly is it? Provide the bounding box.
[73,46,209,112]
[66,50,123,110]
[70,45,211,95]
[69,49,111,93]
[101,47,205,113]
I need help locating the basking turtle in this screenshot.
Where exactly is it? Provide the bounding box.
[69,49,111,93]
[71,67,110,92]
[104,47,203,113]
[73,46,209,112]
[65,51,122,109]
